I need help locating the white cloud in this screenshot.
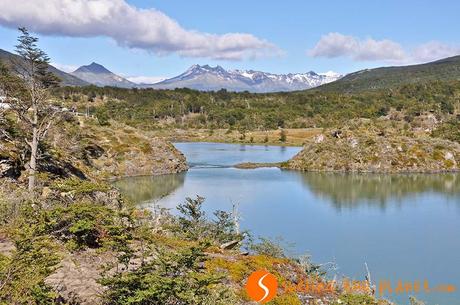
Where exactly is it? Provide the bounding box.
[126,76,166,84]
[50,62,79,73]
[0,0,278,60]
[411,41,460,63]
[309,32,460,64]
[309,33,406,62]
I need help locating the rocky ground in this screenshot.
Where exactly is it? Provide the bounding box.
[0,116,188,181]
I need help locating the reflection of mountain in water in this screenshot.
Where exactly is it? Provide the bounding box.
[297,172,460,209]
[113,173,185,204]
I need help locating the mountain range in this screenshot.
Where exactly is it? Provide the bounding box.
[2,47,460,93]
[148,64,342,92]
[0,48,342,92]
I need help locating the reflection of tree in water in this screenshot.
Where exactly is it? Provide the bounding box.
[113,173,185,205]
[297,172,460,210]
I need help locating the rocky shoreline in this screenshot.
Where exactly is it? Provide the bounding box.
[284,130,460,173]
[1,119,189,182]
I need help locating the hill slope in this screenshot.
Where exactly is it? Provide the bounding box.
[71,62,136,88]
[316,55,460,93]
[0,48,89,86]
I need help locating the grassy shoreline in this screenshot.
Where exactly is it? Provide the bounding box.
[147,127,321,147]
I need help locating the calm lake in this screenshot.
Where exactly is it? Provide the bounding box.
[115,142,460,305]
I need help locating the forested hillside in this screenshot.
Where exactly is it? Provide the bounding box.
[316,56,460,93]
[54,80,460,134]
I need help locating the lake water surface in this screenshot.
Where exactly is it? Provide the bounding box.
[115,142,460,305]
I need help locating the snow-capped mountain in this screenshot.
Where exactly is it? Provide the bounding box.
[71,62,136,88]
[150,65,343,92]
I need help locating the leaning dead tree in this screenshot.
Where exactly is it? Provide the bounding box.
[0,28,60,192]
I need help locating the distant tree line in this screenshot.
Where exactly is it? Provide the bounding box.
[53,80,460,131]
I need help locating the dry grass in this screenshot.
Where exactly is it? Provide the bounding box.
[148,128,323,146]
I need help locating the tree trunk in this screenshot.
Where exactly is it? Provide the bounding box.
[28,106,38,192]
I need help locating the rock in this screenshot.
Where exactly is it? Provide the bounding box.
[41,187,52,198]
[45,250,114,305]
[84,144,105,159]
[91,136,188,178]
[220,240,240,250]
[0,238,16,257]
[314,134,325,144]
[331,130,342,138]
[0,155,22,179]
[445,151,454,160]
[0,160,12,177]
[349,138,358,148]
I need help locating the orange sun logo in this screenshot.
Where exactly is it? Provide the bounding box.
[245,270,278,303]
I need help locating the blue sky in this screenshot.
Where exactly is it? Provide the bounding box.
[0,0,459,82]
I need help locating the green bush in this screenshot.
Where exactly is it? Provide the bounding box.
[432,119,460,143]
[51,177,110,194]
[174,196,242,244]
[100,245,234,305]
[96,108,110,126]
[249,237,287,258]
[0,236,60,304]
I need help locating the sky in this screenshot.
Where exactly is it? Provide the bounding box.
[0,0,459,83]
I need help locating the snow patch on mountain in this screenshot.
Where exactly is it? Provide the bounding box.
[150,65,343,92]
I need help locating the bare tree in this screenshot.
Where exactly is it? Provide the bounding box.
[0,28,60,192]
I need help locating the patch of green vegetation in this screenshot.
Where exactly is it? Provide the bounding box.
[101,244,236,305]
[0,235,61,304]
[432,118,460,143]
[43,201,132,250]
[51,177,110,194]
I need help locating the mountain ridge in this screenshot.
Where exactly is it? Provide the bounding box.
[315,55,460,93]
[149,64,343,92]
[74,62,112,74]
[0,48,89,86]
[71,63,136,88]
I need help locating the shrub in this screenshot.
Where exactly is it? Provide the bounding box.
[432,119,460,143]
[175,196,242,244]
[0,236,60,304]
[279,129,287,142]
[96,108,110,126]
[33,201,132,250]
[51,177,110,194]
[101,244,234,305]
[249,237,287,258]
[176,196,207,240]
